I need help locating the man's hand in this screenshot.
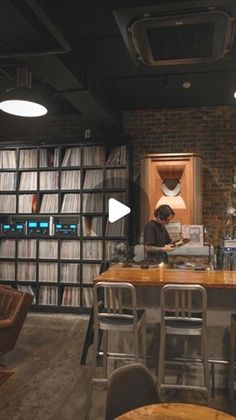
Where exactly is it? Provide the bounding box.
[163,243,176,252]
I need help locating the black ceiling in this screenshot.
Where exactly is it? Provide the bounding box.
[1,0,236,134]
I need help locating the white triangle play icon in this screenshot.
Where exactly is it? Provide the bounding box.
[108,198,131,223]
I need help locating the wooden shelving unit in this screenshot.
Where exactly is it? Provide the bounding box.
[0,142,130,312]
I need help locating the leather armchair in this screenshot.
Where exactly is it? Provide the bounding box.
[0,286,33,353]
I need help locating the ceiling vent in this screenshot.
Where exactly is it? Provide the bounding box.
[113,8,234,66]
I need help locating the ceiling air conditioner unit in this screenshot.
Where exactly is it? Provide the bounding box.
[114,9,233,66]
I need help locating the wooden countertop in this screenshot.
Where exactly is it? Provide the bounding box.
[116,403,236,419]
[94,264,236,288]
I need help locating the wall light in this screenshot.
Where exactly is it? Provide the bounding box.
[0,67,47,117]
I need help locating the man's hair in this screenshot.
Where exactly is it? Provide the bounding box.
[154,204,175,221]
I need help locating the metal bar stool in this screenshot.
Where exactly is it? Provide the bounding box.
[229,313,236,400]
[157,284,211,405]
[92,281,146,382]
[85,281,146,419]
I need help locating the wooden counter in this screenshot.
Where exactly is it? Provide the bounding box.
[94,264,236,288]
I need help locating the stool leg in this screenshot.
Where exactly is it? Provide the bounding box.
[84,323,100,420]
[158,326,166,396]
[202,330,211,406]
[80,310,94,365]
[230,324,235,401]
[103,330,108,383]
[141,319,147,365]
[133,325,139,362]
[210,362,215,399]
[182,338,188,385]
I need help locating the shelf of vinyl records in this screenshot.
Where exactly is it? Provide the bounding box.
[0,236,126,310]
[0,142,129,312]
[0,144,127,214]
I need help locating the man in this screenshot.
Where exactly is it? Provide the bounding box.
[143,204,175,264]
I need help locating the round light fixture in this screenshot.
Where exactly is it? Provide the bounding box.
[0,67,48,118]
[0,87,47,117]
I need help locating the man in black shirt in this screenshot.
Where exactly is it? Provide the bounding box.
[144,204,175,264]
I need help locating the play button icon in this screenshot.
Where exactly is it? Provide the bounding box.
[108,198,131,223]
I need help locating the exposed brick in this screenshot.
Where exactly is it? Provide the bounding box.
[123,106,236,245]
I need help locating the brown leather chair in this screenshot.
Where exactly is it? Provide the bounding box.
[0,286,33,353]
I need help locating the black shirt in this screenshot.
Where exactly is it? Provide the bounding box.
[143,220,172,263]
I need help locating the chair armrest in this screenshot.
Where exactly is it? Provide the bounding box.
[8,293,33,325]
[0,318,14,329]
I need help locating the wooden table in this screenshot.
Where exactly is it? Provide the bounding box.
[116,403,236,419]
[94,264,236,288]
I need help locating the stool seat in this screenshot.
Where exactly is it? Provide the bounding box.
[99,308,145,327]
[165,318,203,334]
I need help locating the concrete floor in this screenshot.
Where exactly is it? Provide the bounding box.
[0,313,236,420]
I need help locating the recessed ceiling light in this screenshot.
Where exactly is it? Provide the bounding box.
[182,81,192,89]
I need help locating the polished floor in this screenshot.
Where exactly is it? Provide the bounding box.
[0,313,236,420]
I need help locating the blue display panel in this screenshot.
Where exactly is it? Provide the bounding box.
[54,223,78,236]
[26,220,49,235]
[1,223,25,235]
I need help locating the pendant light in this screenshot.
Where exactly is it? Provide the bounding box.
[0,66,48,117]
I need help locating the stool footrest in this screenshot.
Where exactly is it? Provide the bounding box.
[208,359,229,365]
[166,357,204,364]
[165,358,230,365]
[92,378,108,384]
[160,384,209,392]
[98,351,140,359]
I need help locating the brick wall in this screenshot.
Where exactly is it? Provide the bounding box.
[0,114,86,144]
[123,106,236,245]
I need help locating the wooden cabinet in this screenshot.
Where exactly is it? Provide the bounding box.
[140,153,202,236]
